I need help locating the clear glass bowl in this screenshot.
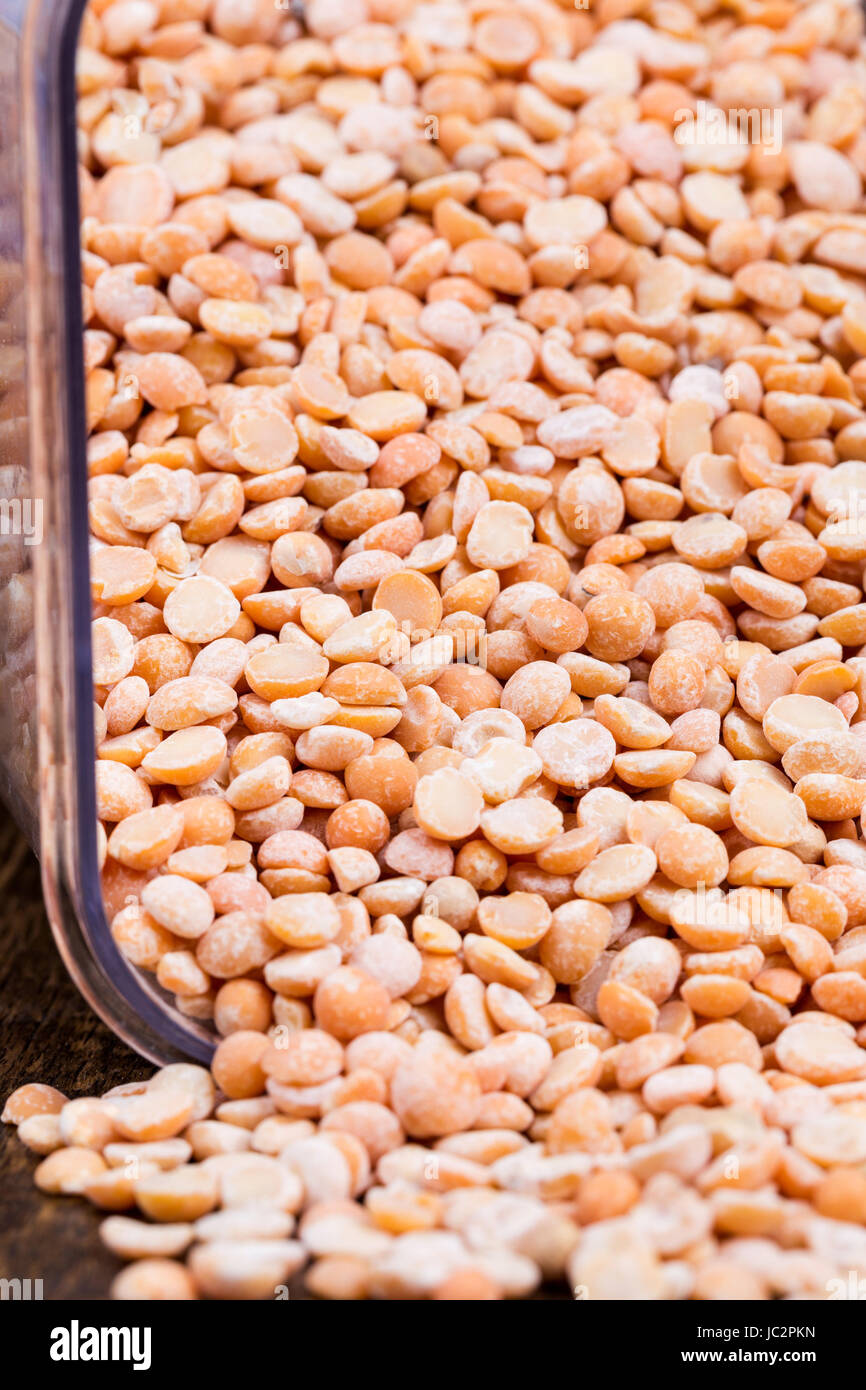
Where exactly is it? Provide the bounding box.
[0,0,212,1063]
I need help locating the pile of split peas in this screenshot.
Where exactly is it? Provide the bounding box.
[13,0,866,1300]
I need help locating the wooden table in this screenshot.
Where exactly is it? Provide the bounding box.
[0,808,149,1300]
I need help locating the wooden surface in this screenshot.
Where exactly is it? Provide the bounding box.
[0,807,149,1300]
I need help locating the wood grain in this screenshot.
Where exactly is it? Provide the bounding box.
[0,808,148,1300]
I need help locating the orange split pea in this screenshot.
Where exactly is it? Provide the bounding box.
[17,0,866,1307]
